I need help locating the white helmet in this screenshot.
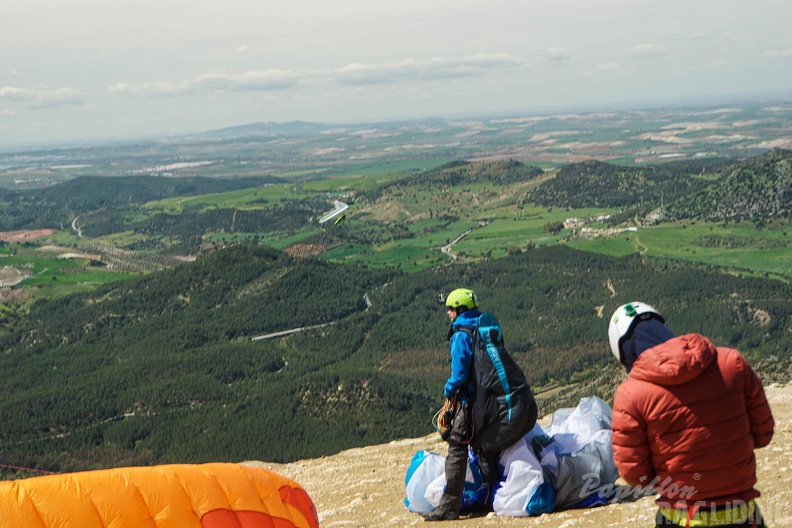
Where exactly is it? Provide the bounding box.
[608,302,665,362]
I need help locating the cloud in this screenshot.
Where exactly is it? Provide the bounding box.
[109,54,528,97]
[596,63,631,72]
[673,32,733,41]
[0,87,34,101]
[196,70,301,90]
[109,70,302,97]
[629,44,663,58]
[764,49,792,58]
[108,82,184,97]
[236,45,249,53]
[538,47,574,66]
[331,54,526,85]
[0,86,84,108]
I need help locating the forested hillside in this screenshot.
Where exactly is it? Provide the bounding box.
[667,148,792,221]
[0,149,790,476]
[371,159,544,195]
[120,199,325,253]
[1,151,788,260]
[527,158,730,208]
[0,175,282,231]
[527,149,791,223]
[1,243,789,475]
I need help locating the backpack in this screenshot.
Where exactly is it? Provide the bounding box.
[458,312,538,452]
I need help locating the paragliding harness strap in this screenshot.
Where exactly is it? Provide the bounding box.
[456,313,516,422]
[658,499,760,527]
[476,313,514,422]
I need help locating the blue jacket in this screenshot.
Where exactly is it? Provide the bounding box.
[444,308,480,398]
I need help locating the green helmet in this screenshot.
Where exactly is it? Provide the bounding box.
[445,288,478,310]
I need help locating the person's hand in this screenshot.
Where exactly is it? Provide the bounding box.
[437,396,457,440]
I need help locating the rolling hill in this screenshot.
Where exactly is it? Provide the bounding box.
[667,148,792,221]
[0,146,790,477]
[527,149,791,223]
[0,175,283,233]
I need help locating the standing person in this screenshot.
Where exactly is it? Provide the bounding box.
[422,288,536,522]
[608,302,774,527]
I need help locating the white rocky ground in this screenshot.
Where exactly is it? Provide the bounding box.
[246,384,792,528]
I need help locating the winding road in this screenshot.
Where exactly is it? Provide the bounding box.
[251,292,371,341]
[71,216,83,238]
[440,229,474,262]
[250,322,335,341]
[251,227,475,342]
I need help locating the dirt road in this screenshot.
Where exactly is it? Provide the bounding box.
[441,229,473,262]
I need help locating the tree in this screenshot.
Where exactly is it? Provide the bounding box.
[544,221,564,234]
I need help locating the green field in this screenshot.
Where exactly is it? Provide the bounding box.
[333,243,441,272]
[141,163,446,214]
[248,229,322,249]
[568,220,791,281]
[297,158,454,182]
[0,244,141,301]
[2,146,790,310]
[144,183,295,213]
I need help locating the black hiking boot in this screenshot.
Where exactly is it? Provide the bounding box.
[421,509,460,521]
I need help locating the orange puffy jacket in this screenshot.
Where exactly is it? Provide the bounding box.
[612,333,774,507]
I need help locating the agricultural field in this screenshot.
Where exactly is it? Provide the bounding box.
[0,242,138,303]
[2,102,790,188]
[10,156,791,288]
[0,103,788,305]
[144,183,295,214]
[567,219,791,281]
[320,210,790,280]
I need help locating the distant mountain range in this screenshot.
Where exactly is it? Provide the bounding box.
[196,121,342,139]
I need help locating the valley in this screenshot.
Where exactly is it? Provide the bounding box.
[0,104,789,476]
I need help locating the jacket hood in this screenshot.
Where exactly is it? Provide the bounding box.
[446,308,481,340]
[621,317,676,372]
[629,333,717,386]
[453,308,481,329]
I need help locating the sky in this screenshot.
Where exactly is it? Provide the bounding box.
[2,0,791,147]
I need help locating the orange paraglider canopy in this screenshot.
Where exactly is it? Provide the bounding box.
[0,462,318,528]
